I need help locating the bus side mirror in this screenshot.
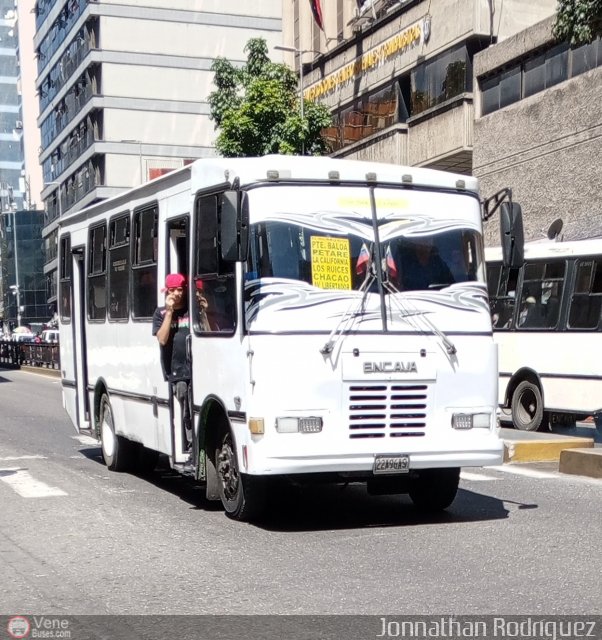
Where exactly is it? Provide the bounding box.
[500,202,524,268]
[220,191,249,262]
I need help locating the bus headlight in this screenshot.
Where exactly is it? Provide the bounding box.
[452,413,491,430]
[275,416,323,433]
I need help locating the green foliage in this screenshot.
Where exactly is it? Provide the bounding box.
[553,0,602,45]
[208,38,332,157]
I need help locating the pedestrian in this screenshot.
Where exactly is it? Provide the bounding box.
[152,273,193,456]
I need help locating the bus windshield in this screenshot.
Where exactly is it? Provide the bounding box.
[245,185,485,293]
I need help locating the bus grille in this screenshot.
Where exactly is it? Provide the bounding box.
[347,383,428,439]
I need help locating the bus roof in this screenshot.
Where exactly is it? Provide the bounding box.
[191,154,479,194]
[486,237,602,262]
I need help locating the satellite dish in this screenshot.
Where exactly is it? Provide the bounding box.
[547,218,564,241]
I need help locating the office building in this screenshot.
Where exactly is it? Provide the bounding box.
[0,208,46,329]
[34,1,282,315]
[1,0,24,212]
[282,0,556,173]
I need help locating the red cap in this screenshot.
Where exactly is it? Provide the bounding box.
[164,273,187,290]
[194,279,204,291]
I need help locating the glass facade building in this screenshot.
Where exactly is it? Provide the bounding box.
[0,209,47,329]
[0,0,25,212]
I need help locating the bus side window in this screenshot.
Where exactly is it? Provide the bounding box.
[569,259,602,329]
[194,194,236,334]
[488,263,518,329]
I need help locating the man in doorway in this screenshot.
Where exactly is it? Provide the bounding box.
[152,273,193,456]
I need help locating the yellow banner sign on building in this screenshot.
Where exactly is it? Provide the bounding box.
[304,20,423,101]
[311,236,352,290]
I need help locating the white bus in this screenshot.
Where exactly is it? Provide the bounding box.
[59,155,503,520]
[486,238,602,431]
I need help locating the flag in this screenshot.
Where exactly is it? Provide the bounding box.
[386,245,398,279]
[356,243,370,275]
[308,0,324,31]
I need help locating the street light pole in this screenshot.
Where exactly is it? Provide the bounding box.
[12,209,21,327]
[274,45,320,155]
[2,210,22,328]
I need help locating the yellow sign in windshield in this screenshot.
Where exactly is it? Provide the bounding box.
[337,196,408,210]
[311,236,352,290]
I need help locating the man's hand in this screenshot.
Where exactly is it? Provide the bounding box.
[165,294,176,312]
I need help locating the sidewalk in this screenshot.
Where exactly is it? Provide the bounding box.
[500,422,602,479]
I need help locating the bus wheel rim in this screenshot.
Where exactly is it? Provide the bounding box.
[218,436,239,501]
[101,416,115,458]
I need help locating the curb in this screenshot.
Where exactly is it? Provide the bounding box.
[559,448,602,479]
[502,436,594,464]
[20,365,61,378]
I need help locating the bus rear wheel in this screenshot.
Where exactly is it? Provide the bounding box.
[215,425,265,521]
[409,468,460,512]
[99,394,136,472]
[512,381,546,432]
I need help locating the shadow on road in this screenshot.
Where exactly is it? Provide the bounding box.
[254,482,511,532]
[75,447,515,529]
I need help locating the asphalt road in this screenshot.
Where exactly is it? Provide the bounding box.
[1,368,601,616]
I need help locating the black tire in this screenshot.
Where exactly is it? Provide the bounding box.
[215,424,266,521]
[409,468,460,512]
[511,380,545,432]
[99,394,136,472]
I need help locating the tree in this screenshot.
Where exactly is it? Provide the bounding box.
[552,0,602,45]
[208,38,332,157]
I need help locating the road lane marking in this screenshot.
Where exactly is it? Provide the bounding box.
[71,435,99,446]
[0,468,67,497]
[490,465,558,479]
[0,455,47,461]
[460,471,499,482]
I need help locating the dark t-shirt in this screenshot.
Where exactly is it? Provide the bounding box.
[152,306,191,382]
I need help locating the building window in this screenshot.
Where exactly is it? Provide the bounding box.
[326,82,403,151]
[480,38,600,116]
[523,52,546,97]
[545,43,569,88]
[499,66,521,108]
[411,45,470,116]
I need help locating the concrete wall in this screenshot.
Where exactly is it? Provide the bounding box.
[333,126,408,164]
[474,17,602,244]
[408,101,474,166]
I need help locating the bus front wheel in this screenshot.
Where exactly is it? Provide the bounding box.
[99,394,136,472]
[511,381,546,432]
[408,468,460,512]
[215,425,265,521]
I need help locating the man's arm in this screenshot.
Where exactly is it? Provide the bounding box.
[155,309,173,346]
[153,294,176,346]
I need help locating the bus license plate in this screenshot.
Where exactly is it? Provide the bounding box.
[373,454,410,475]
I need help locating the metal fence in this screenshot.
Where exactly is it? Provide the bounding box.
[0,340,60,370]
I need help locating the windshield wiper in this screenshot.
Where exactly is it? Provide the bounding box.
[383,280,457,356]
[320,267,375,356]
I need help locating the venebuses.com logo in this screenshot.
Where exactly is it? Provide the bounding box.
[7,617,30,639]
[5,616,70,639]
